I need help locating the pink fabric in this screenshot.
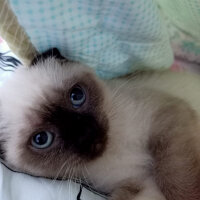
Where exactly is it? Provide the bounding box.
[170,61,183,72]
[0,37,3,44]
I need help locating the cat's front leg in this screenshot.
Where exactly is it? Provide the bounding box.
[109,177,166,200]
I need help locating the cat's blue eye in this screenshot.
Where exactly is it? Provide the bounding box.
[31,131,54,149]
[70,86,86,108]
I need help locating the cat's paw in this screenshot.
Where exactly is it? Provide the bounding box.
[109,181,141,200]
[109,178,166,200]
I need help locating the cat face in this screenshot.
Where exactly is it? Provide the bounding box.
[0,58,109,178]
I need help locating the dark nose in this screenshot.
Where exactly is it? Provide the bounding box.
[64,113,98,142]
[58,112,107,159]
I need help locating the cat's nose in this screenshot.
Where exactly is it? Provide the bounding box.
[60,112,107,159]
[63,113,99,141]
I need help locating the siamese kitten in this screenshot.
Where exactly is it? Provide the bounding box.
[0,49,200,200]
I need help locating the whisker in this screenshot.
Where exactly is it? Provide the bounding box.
[81,163,93,192]
[82,163,108,197]
[51,159,68,186]
[111,76,134,98]
[58,163,71,198]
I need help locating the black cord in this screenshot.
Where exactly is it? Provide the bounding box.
[77,185,83,200]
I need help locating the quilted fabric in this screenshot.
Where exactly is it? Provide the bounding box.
[8,0,173,78]
[156,0,200,65]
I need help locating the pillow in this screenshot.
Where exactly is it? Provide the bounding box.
[7,0,173,78]
[0,163,106,200]
[156,0,200,65]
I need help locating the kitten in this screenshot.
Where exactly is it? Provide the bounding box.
[0,49,200,200]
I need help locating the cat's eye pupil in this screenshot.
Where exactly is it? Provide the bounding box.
[34,132,48,145]
[71,89,83,100]
[31,131,53,149]
[70,86,86,108]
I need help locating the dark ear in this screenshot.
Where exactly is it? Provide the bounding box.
[31,48,67,65]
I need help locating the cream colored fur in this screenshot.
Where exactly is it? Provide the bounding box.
[1,58,200,200]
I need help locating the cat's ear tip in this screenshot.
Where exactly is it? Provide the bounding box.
[31,48,68,66]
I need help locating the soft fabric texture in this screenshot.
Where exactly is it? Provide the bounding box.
[156,0,200,67]
[0,163,106,200]
[0,0,36,65]
[7,0,173,78]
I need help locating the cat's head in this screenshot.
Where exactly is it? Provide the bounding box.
[0,50,109,178]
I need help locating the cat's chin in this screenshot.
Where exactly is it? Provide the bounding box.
[8,161,83,180]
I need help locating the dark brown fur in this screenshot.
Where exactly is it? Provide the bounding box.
[149,98,200,200]
[31,48,66,65]
[110,180,141,200]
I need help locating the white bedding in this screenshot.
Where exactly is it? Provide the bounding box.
[0,163,106,200]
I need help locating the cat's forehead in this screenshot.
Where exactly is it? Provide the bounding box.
[0,58,103,121]
[21,58,94,89]
[3,58,94,90]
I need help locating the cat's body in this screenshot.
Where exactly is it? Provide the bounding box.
[87,71,200,200]
[0,54,200,200]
